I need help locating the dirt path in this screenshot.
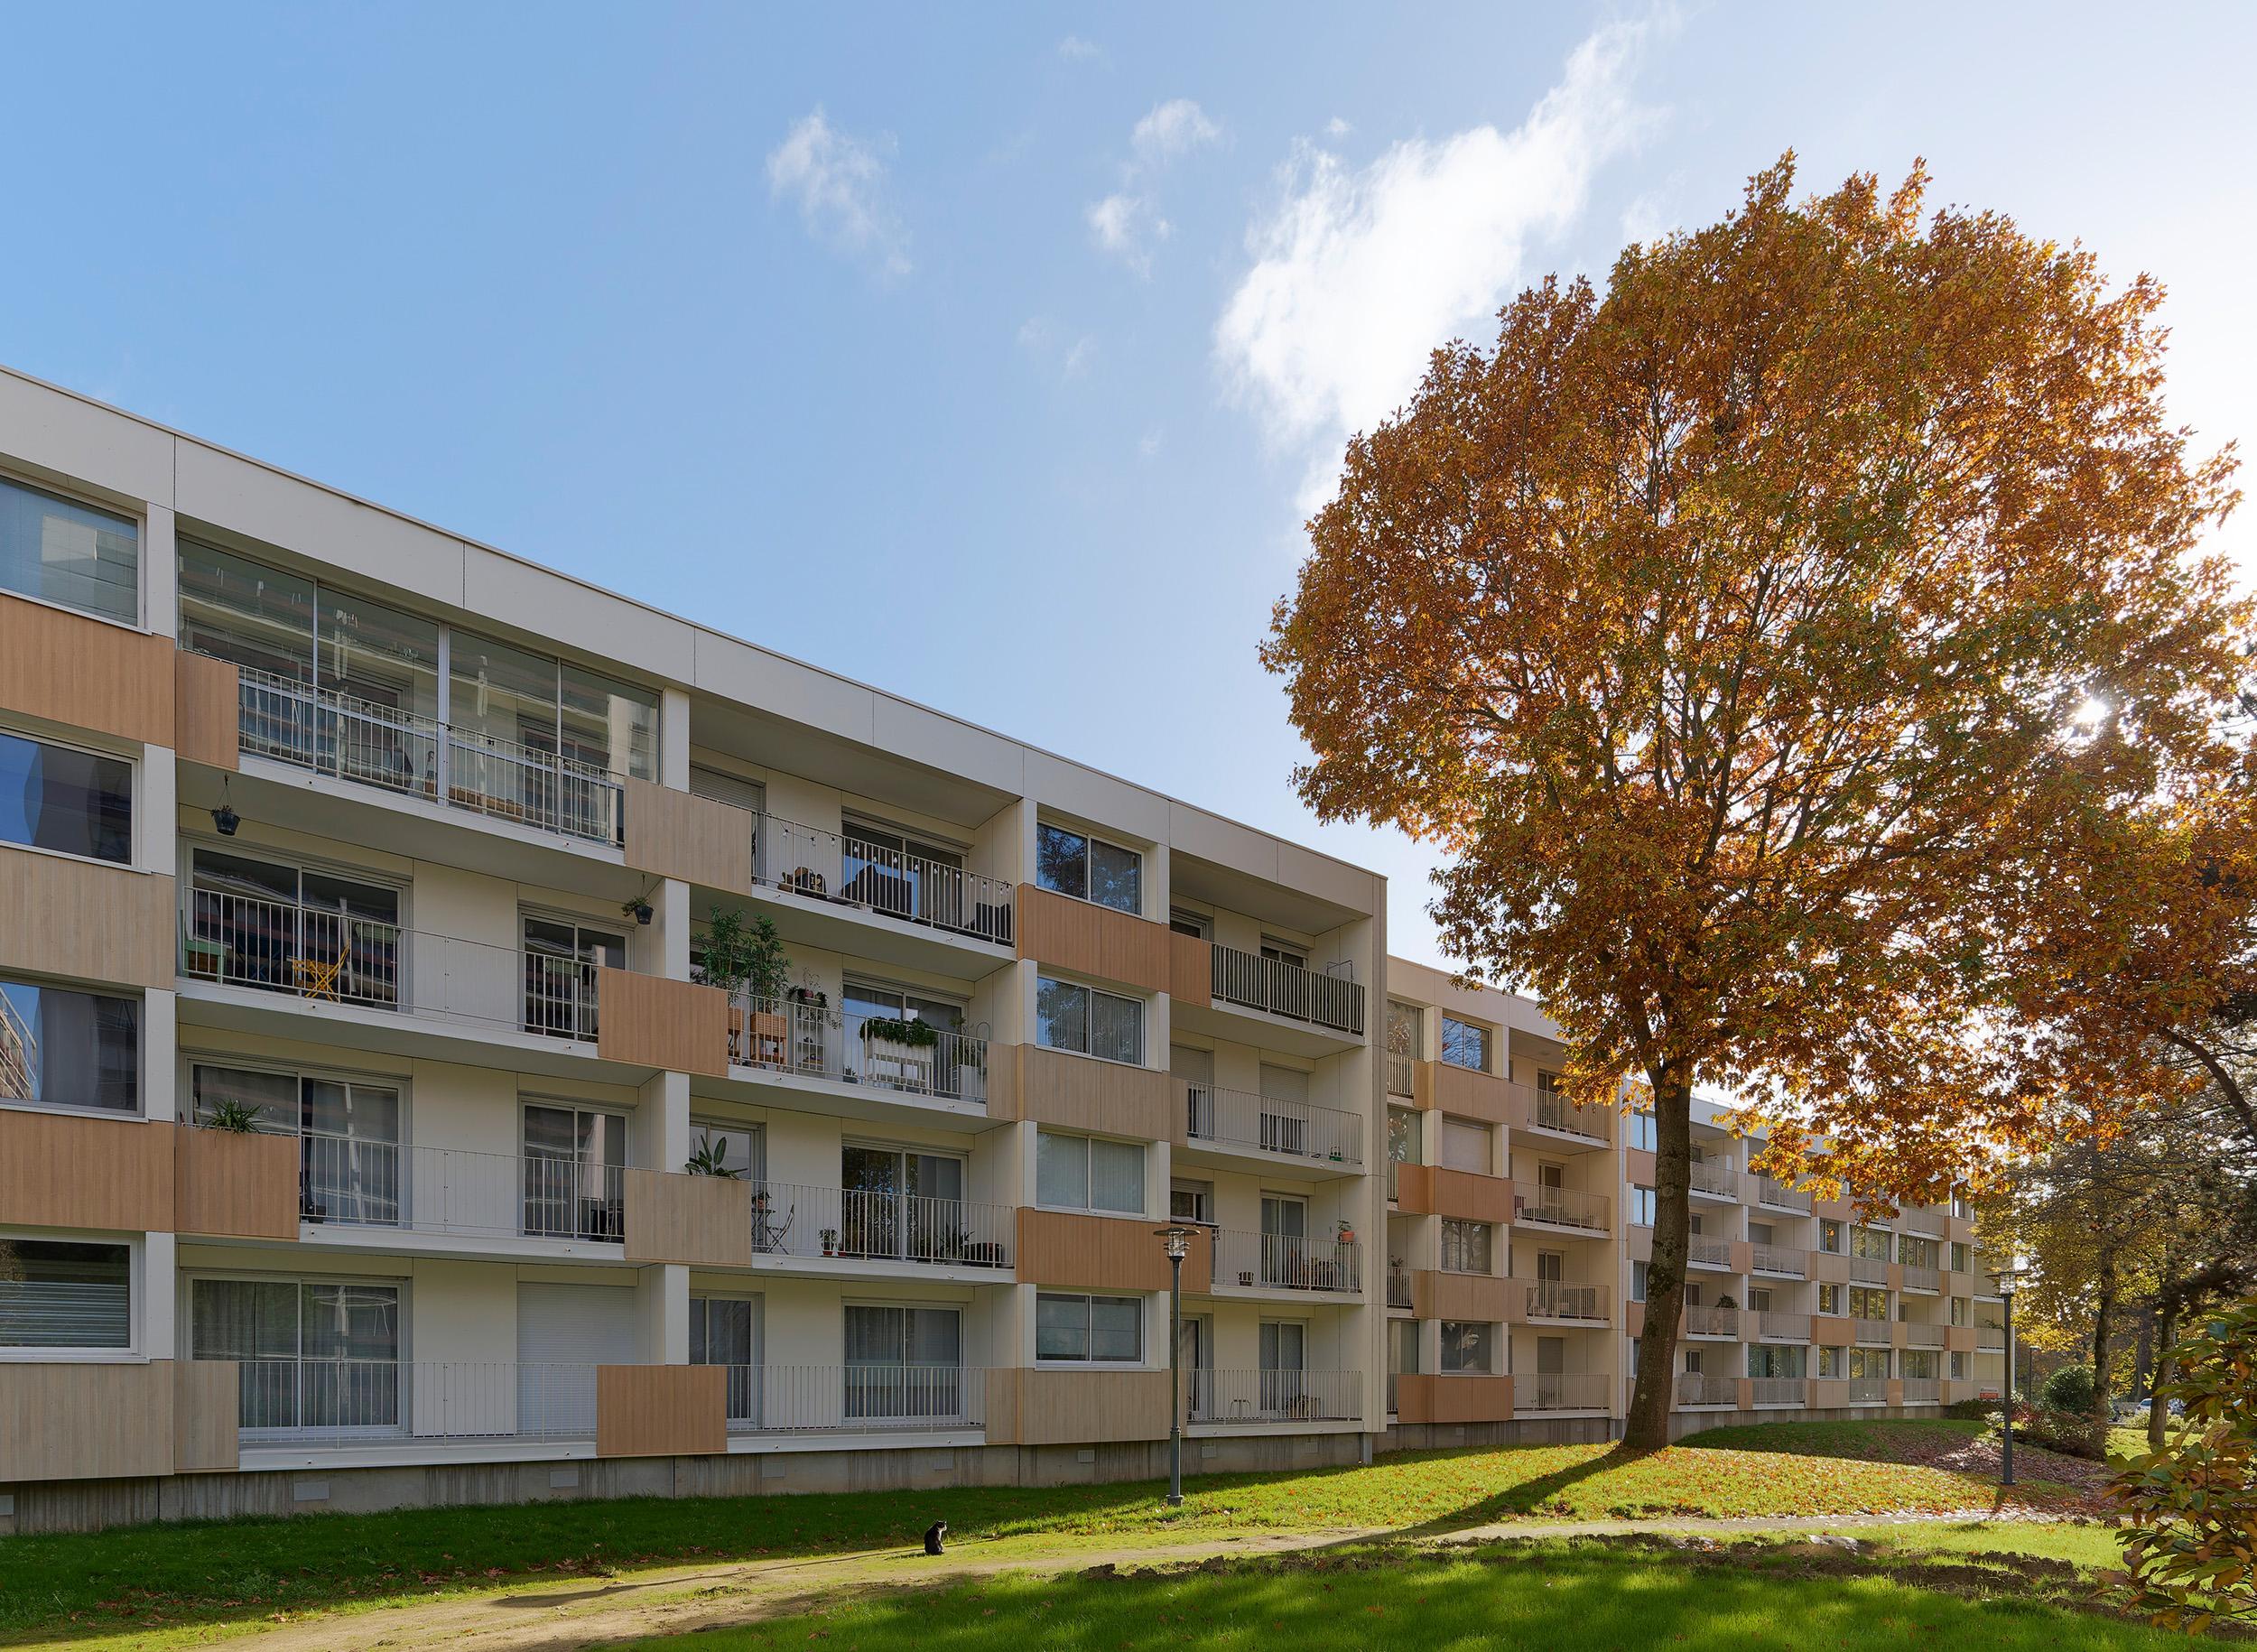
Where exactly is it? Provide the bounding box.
[185,1510,2076,1652]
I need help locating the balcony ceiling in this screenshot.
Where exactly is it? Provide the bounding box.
[692,702,1017,831]
[1168,851,1368,937]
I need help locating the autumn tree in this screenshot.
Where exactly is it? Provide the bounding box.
[1262,156,2248,1449]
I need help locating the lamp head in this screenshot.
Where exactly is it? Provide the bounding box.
[1155,1223,1195,1260]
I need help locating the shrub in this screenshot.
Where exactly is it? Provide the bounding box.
[2040,1363,2097,1415]
[1943,1397,1999,1422]
[2011,1402,2105,1460]
[2101,1294,2257,1633]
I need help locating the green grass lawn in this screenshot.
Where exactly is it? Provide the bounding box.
[0,1422,2102,1647]
[608,1545,2182,1651]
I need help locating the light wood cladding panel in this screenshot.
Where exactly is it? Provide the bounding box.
[173,1360,240,1471]
[174,1127,300,1239]
[984,1369,1169,1444]
[596,1365,727,1457]
[0,1361,177,1481]
[0,1109,173,1230]
[1392,1165,1511,1224]
[1016,1208,1204,1292]
[1395,1374,1512,1425]
[623,1168,753,1267]
[1414,1269,1512,1322]
[990,1044,1174,1138]
[1411,1061,1523,1127]
[623,777,752,892]
[1166,932,1211,1006]
[1015,886,1170,992]
[0,591,172,747]
[0,848,174,990]
[595,968,729,1077]
[172,651,240,770]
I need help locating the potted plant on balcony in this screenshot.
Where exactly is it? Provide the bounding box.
[685,1133,741,1178]
[695,907,790,1066]
[819,1226,838,1257]
[1335,1219,1357,1245]
[859,1013,939,1091]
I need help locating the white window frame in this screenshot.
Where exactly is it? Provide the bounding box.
[0,719,138,871]
[0,971,144,1121]
[0,464,145,629]
[1034,973,1146,1066]
[0,1228,141,1361]
[1439,1320,1497,1375]
[1034,1291,1146,1366]
[1034,821,1143,914]
[1036,1128,1147,1216]
[1438,1016,1491,1072]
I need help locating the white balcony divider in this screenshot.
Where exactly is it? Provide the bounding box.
[1687,1158,1741,1197]
[1516,1372,1610,1411]
[1676,1373,1738,1406]
[1523,1279,1611,1323]
[1179,1081,1363,1165]
[1853,1318,1892,1345]
[1751,1243,1807,1277]
[1209,1230,1363,1294]
[1186,1369,1361,1424]
[744,1180,1012,1268]
[748,812,1014,943]
[182,889,403,1010]
[1848,1376,1888,1403]
[1757,1311,1811,1341]
[1682,1304,1740,1336]
[295,1138,625,1242]
[726,995,989,1105]
[1752,1175,1814,1212]
[1208,944,1365,1037]
[1530,1089,1611,1144]
[1687,1236,1734,1267]
[1512,1183,1610,1233]
[1748,1377,1807,1406]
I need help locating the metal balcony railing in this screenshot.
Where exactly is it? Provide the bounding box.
[182,889,403,1010]
[1512,1183,1610,1233]
[1522,1279,1611,1323]
[1902,1321,1946,1348]
[1848,1376,1888,1403]
[1209,1230,1363,1294]
[1753,1175,1813,1212]
[744,1180,1012,1269]
[1688,1158,1741,1198]
[734,1363,987,1432]
[1209,944,1365,1037]
[1756,1311,1811,1342]
[1976,1324,2006,1350]
[1529,1089,1611,1144]
[1853,1317,1892,1346]
[748,812,1014,944]
[1751,1243,1807,1277]
[1687,1237,1734,1268]
[1899,1264,1941,1293]
[1900,1207,1946,1237]
[1516,1372,1610,1411]
[1180,1081,1363,1166]
[1847,1254,1890,1285]
[1386,1269,1415,1309]
[1676,1373,1737,1406]
[1682,1304,1740,1337]
[1748,1377,1806,1406]
[293,1137,625,1242]
[727,995,989,1105]
[1384,1051,1415,1098]
[1899,1377,1942,1402]
[1186,1369,1361,1425]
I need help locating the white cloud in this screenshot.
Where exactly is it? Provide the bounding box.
[1057,34,1101,60]
[766,107,911,279]
[1325,116,1353,138]
[1087,98,1220,277]
[1214,18,1661,499]
[1017,316,1097,381]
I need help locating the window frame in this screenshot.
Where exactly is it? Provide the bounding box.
[1439,1320,1496,1375]
[1034,973,1146,1066]
[0,467,143,627]
[1035,1128,1147,1216]
[0,722,135,868]
[0,972,143,1119]
[1034,821,1143,914]
[0,1229,140,1360]
[1437,1016,1491,1073]
[1035,1291,1146,1366]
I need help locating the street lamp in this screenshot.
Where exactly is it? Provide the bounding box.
[1990,1257,2027,1486]
[1156,1223,1195,1508]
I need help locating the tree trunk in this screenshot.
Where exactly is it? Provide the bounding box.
[1623,1068,1694,1452]
[2148,1300,2179,1452]
[2090,1250,2118,1438]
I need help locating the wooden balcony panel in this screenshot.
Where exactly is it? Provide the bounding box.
[1167,931,1211,1007]
[990,1044,1174,1138]
[174,1126,300,1240]
[1807,1378,1849,1408]
[174,1360,240,1471]
[1410,1061,1521,1128]
[0,590,173,747]
[1396,1373,1513,1425]
[1017,1209,1208,1293]
[1414,1269,1512,1322]
[1809,1251,1851,1285]
[1392,1164,1512,1224]
[1624,1300,1647,1339]
[596,1365,727,1457]
[1812,1314,1853,1348]
[622,777,752,892]
[1015,886,1170,994]
[622,1168,753,1267]
[0,1109,173,1230]
[173,650,240,771]
[1625,1147,1657,1185]
[986,1368,1169,1444]
[595,968,729,1077]
[0,1360,181,1480]
[0,847,175,991]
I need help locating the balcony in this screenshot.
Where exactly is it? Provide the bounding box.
[1900,1207,1946,1238]
[1847,1254,1889,1285]
[1688,1158,1741,1200]
[1976,1324,2006,1351]
[1853,1317,1891,1346]
[1385,1050,1415,1098]
[1749,1377,1806,1407]
[1899,1264,1941,1293]
[1181,1081,1363,1167]
[1521,1279,1611,1324]
[1848,1376,1888,1404]
[1386,1269,1415,1309]
[1753,1175,1813,1212]
[748,812,1013,945]
[1209,1230,1363,1295]
[1528,1088,1611,1146]
[1209,944,1365,1037]
[1903,1321,1946,1348]
[726,995,989,1106]
[1514,1372,1610,1413]
[1755,1311,1811,1342]
[1899,1377,1942,1403]
[1188,1369,1361,1425]
[183,888,403,1012]
[1687,1237,1734,1269]
[230,664,625,846]
[1751,1243,1807,1278]
[1511,1183,1610,1235]
[297,1137,627,1246]
[745,1180,1013,1270]
[1683,1304,1740,1338]
[1676,1373,1738,1407]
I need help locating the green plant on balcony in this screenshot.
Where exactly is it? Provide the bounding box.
[859,1015,939,1047]
[203,1098,265,1134]
[685,1133,741,1178]
[694,906,790,1005]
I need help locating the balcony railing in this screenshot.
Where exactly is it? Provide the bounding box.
[1900,1207,1946,1237]
[1209,1230,1363,1294]
[1384,1051,1415,1097]
[1515,1372,1611,1412]
[1749,1377,1806,1406]
[1683,1304,1740,1337]
[1853,1317,1892,1346]
[1688,1158,1741,1198]
[1899,1264,1941,1293]
[294,1137,625,1242]
[1512,1183,1610,1233]
[733,1363,987,1432]
[1899,1377,1942,1403]
[1529,1089,1611,1144]
[1848,1376,1888,1403]
[1976,1324,2006,1351]
[1209,944,1365,1037]
[1847,1254,1889,1285]
[1751,1243,1806,1278]
[1676,1373,1738,1406]
[727,995,989,1105]
[1386,1269,1415,1309]
[1753,1175,1813,1212]
[1756,1311,1811,1342]
[1522,1279,1611,1323]
[746,1180,1012,1269]
[748,812,1013,944]
[182,889,403,1010]
[1181,1081,1363,1166]
[231,664,625,845]
[1903,1321,1946,1348]
[1687,1237,1734,1268]
[1187,1369,1361,1425]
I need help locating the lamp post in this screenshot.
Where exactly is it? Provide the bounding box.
[1991,1258,2025,1486]
[1156,1224,1194,1508]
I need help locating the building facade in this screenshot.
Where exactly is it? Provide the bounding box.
[0,367,2001,1533]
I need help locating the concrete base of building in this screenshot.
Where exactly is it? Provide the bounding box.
[0,1431,1375,1536]
[1379,1415,1618,1452]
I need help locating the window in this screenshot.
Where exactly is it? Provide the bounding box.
[1849,1285,1890,1321]
[1949,1295,1968,1327]
[691,1295,758,1423]
[1170,1180,1213,1225]
[1630,1261,1649,1302]
[1851,1225,1891,1261]
[185,849,403,1008]
[1035,975,1143,1064]
[1627,1185,1656,1228]
[843,1304,962,1422]
[1386,1108,1419,1165]
[1440,1321,1495,1374]
[1818,1282,1843,1315]
[190,1276,402,1430]
[193,1063,404,1226]
[1950,1350,1968,1379]
[1626,1109,1656,1152]
[1817,1346,1843,1377]
[1898,1234,1938,1267]
[0,729,131,864]
[1848,1347,1890,1380]
[1168,909,1209,939]
[523,1102,628,1240]
[0,1238,130,1350]
[1950,1241,1970,1272]
[1035,822,1141,914]
[1439,1118,1492,1174]
[523,915,627,1039]
[0,976,137,1114]
[1683,1348,1704,1376]
[1818,1219,1844,1254]
[0,474,137,622]
[1036,1131,1145,1214]
[1748,1343,1806,1379]
[1439,1016,1490,1072]
[1900,1349,1938,1380]
[1037,1293,1143,1362]
[1440,1219,1492,1274]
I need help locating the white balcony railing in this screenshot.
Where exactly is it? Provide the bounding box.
[1529,1089,1611,1144]
[1687,1237,1734,1268]
[1976,1324,2006,1350]
[746,1180,1012,1269]
[1682,1304,1740,1337]
[1756,1311,1811,1342]
[1517,1372,1610,1412]
[736,1363,987,1432]
[726,995,989,1105]
[1209,944,1365,1037]
[1899,1377,1943,1403]
[1903,1321,1946,1348]
[1900,1207,1946,1237]
[1847,1254,1890,1285]
[294,1137,625,1242]
[1523,1279,1611,1323]
[1386,1269,1415,1308]
[1180,1081,1363,1166]
[1753,1175,1814,1212]
[1749,1377,1806,1406]
[182,890,403,1010]
[1384,1051,1415,1097]
[1187,1369,1361,1424]
[1514,1183,1610,1233]
[1848,1376,1888,1403]
[1900,1264,1942,1293]
[1676,1373,1738,1406]
[1688,1158,1741,1198]
[1751,1243,1807,1277]
[1853,1317,1892,1346]
[1209,1230,1363,1294]
[747,812,1014,944]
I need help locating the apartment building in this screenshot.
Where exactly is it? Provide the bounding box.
[0,367,1386,1532]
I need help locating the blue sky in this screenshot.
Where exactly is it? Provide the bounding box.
[6,3,2252,973]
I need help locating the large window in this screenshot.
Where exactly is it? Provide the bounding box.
[192,1063,403,1226]
[184,849,403,1009]
[1440,1321,1495,1374]
[1036,1293,1142,1363]
[0,475,137,622]
[1439,1219,1492,1275]
[0,729,131,864]
[0,976,137,1114]
[1848,1347,1890,1380]
[1850,1224,1891,1261]
[1627,1185,1656,1228]
[1440,1118,1492,1174]
[1626,1109,1657,1152]
[690,1295,758,1422]
[1035,823,1141,914]
[1036,975,1143,1064]
[0,1238,131,1350]
[1036,1130,1145,1214]
[1849,1285,1890,1321]
[1748,1343,1807,1379]
[190,1276,402,1431]
[1439,1016,1490,1072]
[843,1304,963,1422]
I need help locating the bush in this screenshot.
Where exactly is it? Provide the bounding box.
[2102,1294,2257,1633]
[1943,1397,1999,1422]
[2040,1363,2097,1415]
[2010,1401,2106,1460]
